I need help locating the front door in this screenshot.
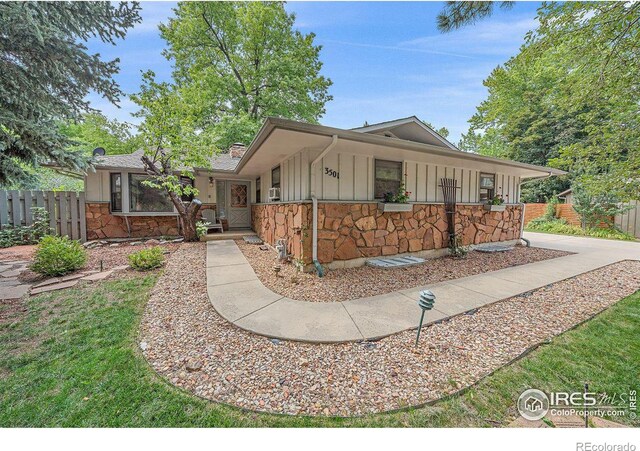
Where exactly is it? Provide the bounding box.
[226,181,250,228]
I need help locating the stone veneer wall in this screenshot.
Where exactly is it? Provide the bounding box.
[251,202,522,266]
[251,203,312,264]
[86,202,216,240]
[314,203,522,264]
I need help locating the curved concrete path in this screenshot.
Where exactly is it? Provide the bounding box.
[206,232,640,343]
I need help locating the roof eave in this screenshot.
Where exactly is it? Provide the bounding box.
[247,117,567,177]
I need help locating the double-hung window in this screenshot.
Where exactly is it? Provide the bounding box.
[374,159,403,199]
[271,166,281,189]
[479,173,496,202]
[110,173,122,212]
[129,174,174,212]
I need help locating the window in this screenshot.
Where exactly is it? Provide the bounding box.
[374,159,403,199]
[110,173,122,212]
[216,180,226,219]
[271,166,281,189]
[128,174,174,212]
[180,176,194,202]
[479,173,495,202]
[255,177,261,203]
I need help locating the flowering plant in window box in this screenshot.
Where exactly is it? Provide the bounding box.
[484,194,506,211]
[379,182,413,212]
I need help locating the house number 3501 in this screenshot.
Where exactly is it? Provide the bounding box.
[324,167,339,179]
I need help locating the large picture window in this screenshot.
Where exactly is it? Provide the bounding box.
[375,159,403,199]
[271,166,281,189]
[110,173,122,212]
[129,174,174,213]
[479,173,495,202]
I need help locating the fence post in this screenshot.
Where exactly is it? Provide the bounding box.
[0,191,8,227]
[79,192,87,242]
[10,190,21,227]
[24,190,33,226]
[59,192,68,237]
[69,191,79,240]
[47,191,57,234]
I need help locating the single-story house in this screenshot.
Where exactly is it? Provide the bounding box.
[81,116,565,269]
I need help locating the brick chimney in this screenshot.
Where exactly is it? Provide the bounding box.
[229,143,247,159]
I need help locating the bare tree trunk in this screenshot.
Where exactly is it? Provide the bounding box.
[178,198,202,242]
[166,192,202,242]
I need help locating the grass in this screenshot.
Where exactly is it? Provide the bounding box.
[1,273,639,427]
[525,219,636,241]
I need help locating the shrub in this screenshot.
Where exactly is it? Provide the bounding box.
[31,235,87,276]
[196,220,211,238]
[0,207,51,248]
[128,246,165,271]
[543,195,559,221]
[525,218,635,241]
[572,184,631,229]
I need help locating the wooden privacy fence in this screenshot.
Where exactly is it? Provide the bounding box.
[0,190,86,242]
[615,200,640,239]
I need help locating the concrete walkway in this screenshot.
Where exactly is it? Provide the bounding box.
[206,232,640,343]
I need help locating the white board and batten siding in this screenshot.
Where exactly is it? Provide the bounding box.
[403,161,520,204]
[258,149,523,204]
[306,152,520,203]
[280,150,310,202]
[315,152,374,201]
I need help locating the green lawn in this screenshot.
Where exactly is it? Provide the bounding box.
[525,219,636,241]
[1,273,638,427]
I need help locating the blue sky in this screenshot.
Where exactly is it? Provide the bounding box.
[87,1,542,143]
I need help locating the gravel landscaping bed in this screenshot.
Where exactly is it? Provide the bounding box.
[236,241,571,302]
[17,242,180,283]
[140,243,640,416]
[0,245,36,262]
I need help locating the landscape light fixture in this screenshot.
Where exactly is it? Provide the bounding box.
[416,289,436,347]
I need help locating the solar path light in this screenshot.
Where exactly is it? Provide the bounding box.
[416,289,436,347]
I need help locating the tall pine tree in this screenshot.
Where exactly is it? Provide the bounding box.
[0,2,141,186]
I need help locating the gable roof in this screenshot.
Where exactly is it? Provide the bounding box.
[231,117,567,179]
[351,116,459,150]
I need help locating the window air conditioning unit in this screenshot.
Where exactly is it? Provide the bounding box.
[268,187,280,202]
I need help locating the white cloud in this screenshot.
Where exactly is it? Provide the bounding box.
[320,39,476,59]
[399,16,538,57]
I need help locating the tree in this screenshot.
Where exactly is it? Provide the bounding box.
[421,120,450,139]
[457,128,508,158]
[60,113,141,156]
[0,2,141,186]
[461,44,579,201]
[571,184,631,230]
[531,3,640,202]
[442,2,640,202]
[159,1,332,149]
[437,1,514,32]
[131,71,214,242]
